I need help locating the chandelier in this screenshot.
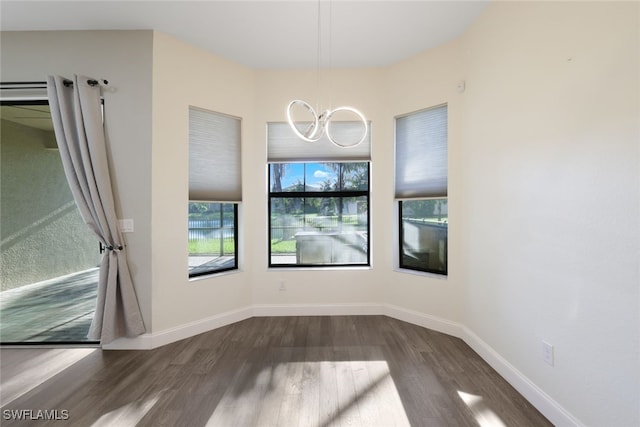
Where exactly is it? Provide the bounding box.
[286,1,368,148]
[286,100,368,147]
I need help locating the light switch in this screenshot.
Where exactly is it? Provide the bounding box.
[118,219,134,233]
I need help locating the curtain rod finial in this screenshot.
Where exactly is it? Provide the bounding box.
[87,78,110,87]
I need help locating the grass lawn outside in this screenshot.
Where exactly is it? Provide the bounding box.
[189,239,235,255]
[271,239,296,254]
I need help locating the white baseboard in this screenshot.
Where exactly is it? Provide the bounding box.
[103,304,381,350]
[252,302,384,317]
[461,326,584,427]
[383,303,464,338]
[103,303,581,426]
[102,333,154,350]
[102,306,253,350]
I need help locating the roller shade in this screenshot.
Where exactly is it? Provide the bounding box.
[189,106,241,201]
[267,121,371,162]
[395,104,447,198]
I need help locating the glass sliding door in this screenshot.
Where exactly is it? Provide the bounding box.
[0,99,100,343]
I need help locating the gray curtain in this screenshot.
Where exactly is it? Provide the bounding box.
[47,75,145,344]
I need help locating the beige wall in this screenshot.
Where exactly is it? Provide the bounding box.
[384,36,467,323]
[150,32,255,332]
[1,1,638,424]
[250,68,390,308]
[1,30,155,330]
[461,2,639,426]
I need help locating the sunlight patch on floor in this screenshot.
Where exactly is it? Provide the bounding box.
[90,391,164,427]
[206,360,411,427]
[457,390,507,427]
[1,348,97,406]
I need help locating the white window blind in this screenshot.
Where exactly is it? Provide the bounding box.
[189,106,242,202]
[395,104,447,199]
[267,121,371,162]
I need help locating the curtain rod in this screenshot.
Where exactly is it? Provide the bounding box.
[0,78,109,89]
[1,81,47,89]
[63,78,109,88]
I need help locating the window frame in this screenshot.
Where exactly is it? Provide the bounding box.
[188,106,241,278]
[268,161,371,268]
[188,201,239,278]
[0,94,102,344]
[398,198,448,275]
[395,104,448,276]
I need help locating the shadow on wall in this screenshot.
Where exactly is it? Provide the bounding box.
[0,118,98,291]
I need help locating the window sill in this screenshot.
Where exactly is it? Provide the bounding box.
[394,267,447,280]
[267,265,372,272]
[189,267,241,283]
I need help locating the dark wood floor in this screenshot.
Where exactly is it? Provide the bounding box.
[0,316,552,426]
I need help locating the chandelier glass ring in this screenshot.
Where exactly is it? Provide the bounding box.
[286,99,368,148]
[324,106,369,148]
[286,100,322,143]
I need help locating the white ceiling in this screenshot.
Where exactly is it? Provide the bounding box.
[1,0,489,69]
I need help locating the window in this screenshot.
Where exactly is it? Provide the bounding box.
[269,162,369,267]
[267,121,371,268]
[188,107,241,277]
[395,104,448,275]
[188,202,237,276]
[0,88,100,343]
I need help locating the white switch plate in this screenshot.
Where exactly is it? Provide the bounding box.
[542,341,554,366]
[118,219,134,233]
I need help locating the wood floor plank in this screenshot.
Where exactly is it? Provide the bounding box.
[316,346,340,427]
[347,346,383,426]
[0,316,553,427]
[334,352,363,426]
[254,347,291,427]
[297,347,321,427]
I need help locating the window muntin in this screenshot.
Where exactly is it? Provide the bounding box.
[188,202,238,277]
[399,199,447,275]
[269,162,369,267]
[395,104,448,275]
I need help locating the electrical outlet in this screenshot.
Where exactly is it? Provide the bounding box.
[542,341,554,366]
[278,280,286,291]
